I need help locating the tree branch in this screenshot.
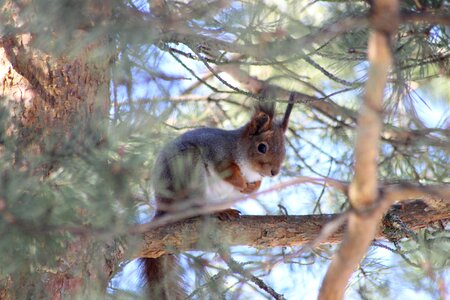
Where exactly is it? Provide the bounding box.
[401,11,450,27]
[160,17,368,59]
[218,62,448,147]
[138,200,448,259]
[319,1,399,299]
[217,247,286,300]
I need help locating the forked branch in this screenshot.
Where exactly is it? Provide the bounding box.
[318,1,400,299]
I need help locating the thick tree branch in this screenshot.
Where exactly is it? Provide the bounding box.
[138,200,448,259]
[401,11,450,27]
[319,1,399,299]
[381,183,450,212]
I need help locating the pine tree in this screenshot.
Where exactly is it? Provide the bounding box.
[0,0,448,299]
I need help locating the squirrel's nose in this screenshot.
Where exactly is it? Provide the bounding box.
[271,169,279,176]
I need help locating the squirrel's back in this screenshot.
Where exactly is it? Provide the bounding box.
[159,127,242,164]
[152,127,246,207]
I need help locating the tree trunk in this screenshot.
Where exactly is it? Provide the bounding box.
[0,1,115,298]
[1,1,110,168]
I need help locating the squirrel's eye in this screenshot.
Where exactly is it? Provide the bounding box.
[257,143,267,154]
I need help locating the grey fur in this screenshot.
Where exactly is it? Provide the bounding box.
[152,127,244,208]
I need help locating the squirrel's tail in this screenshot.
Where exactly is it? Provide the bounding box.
[140,255,186,299]
[140,209,186,299]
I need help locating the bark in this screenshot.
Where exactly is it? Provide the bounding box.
[1,1,110,169]
[0,1,114,298]
[139,200,449,259]
[319,1,399,299]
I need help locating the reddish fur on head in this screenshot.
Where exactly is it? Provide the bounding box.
[240,96,294,177]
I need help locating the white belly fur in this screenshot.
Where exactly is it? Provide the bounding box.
[204,169,241,203]
[237,160,263,182]
[204,161,262,203]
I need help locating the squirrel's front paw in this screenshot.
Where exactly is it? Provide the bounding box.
[215,208,241,221]
[240,180,261,194]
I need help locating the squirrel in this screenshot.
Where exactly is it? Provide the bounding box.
[141,94,294,299]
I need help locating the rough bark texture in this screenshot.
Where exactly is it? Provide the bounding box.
[139,200,449,259]
[1,1,110,166]
[0,1,114,298]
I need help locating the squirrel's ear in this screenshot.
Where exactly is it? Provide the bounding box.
[244,93,275,136]
[246,110,272,136]
[281,93,295,132]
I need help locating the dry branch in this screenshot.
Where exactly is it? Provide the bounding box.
[139,200,448,259]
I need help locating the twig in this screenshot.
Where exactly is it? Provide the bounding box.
[217,247,286,300]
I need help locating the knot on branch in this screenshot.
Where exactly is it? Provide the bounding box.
[382,208,416,242]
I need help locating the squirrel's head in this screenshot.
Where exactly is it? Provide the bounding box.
[240,94,294,178]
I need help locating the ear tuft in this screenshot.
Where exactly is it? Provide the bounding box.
[257,101,275,120]
[246,110,272,136]
[281,93,295,132]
